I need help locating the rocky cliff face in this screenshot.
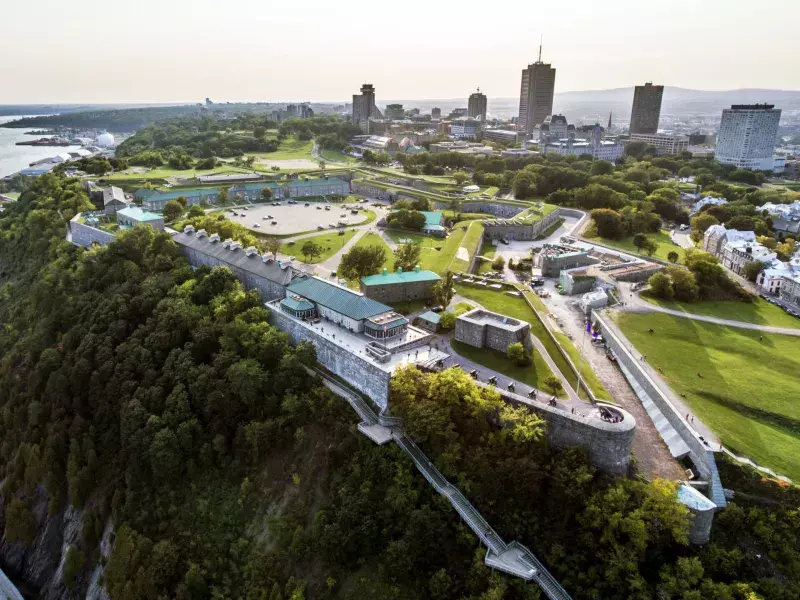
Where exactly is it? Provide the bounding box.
[0,486,113,600]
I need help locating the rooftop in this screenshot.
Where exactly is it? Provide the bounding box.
[287,276,392,321]
[677,484,717,511]
[361,267,441,286]
[117,206,163,222]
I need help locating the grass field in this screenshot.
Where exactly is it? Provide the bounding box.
[641,294,800,329]
[476,240,497,275]
[450,221,484,272]
[248,137,314,161]
[451,340,564,398]
[319,149,358,164]
[617,312,800,481]
[100,165,252,183]
[280,229,358,263]
[591,229,686,263]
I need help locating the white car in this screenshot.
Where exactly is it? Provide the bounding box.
[253,223,260,228]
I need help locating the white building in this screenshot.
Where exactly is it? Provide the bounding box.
[720,239,776,276]
[451,118,481,139]
[95,133,115,147]
[757,201,800,237]
[691,196,728,215]
[542,138,625,162]
[702,225,755,258]
[715,104,781,172]
[628,132,689,155]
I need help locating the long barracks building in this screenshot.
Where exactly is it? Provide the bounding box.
[135,177,350,210]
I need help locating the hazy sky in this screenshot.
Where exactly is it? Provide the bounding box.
[2,0,798,104]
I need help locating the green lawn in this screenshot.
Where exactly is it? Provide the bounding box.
[591,229,686,263]
[641,295,800,329]
[451,340,564,398]
[450,221,484,272]
[280,229,358,264]
[617,312,800,481]
[442,210,491,222]
[476,240,497,275]
[100,165,252,182]
[248,137,314,161]
[319,149,358,164]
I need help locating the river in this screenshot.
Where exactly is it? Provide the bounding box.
[0,115,80,179]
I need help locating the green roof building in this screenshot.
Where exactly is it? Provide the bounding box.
[117,206,165,231]
[360,266,441,304]
[420,211,446,236]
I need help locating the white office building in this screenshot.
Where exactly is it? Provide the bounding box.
[451,118,482,139]
[628,133,689,156]
[715,104,781,172]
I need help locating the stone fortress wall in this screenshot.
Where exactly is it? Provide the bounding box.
[68,214,116,247]
[455,308,532,351]
[268,304,392,409]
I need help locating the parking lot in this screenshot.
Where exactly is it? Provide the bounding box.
[226,201,371,235]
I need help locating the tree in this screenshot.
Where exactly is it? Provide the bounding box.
[432,271,455,307]
[63,546,86,592]
[176,196,188,207]
[394,243,421,272]
[263,236,282,259]
[633,233,648,251]
[301,240,322,263]
[187,204,205,218]
[690,212,719,236]
[387,209,427,230]
[318,160,326,171]
[491,256,505,270]
[668,266,699,302]
[218,186,230,205]
[667,251,679,263]
[4,498,37,545]
[641,237,658,256]
[507,342,531,367]
[590,208,625,239]
[591,160,614,176]
[438,311,456,329]
[743,260,766,283]
[453,171,469,185]
[261,187,273,202]
[339,244,386,280]
[543,375,563,395]
[163,200,185,222]
[648,272,674,300]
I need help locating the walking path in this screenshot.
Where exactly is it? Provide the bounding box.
[620,287,800,336]
[310,367,572,599]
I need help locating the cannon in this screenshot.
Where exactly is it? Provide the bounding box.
[507,383,515,392]
[487,376,497,386]
[469,369,478,379]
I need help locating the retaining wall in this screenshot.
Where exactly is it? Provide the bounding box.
[592,310,712,478]
[69,215,116,247]
[491,383,635,474]
[267,306,392,409]
[482,209,561,242]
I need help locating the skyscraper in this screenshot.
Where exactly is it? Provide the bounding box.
[716,104,781,171]
[385,104,405,120]
[352,84,383,133]
[517,46,556,136]
[629,83,663,135]
[431,107,441,120]
[468,88,487,120]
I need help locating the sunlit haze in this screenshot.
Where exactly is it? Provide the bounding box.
[2,0,799,103]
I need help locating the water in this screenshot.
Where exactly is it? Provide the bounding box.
[0,115,81,179]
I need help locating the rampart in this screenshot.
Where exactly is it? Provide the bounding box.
[69,214,116,247]
[267,303,392,408]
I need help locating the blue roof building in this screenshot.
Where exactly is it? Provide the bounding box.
[117,206,165,231]
[360,266,441,303]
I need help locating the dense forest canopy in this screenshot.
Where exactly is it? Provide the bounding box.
[1,176,799,600]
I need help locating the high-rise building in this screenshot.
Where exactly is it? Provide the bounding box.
[431,107,441,119]
[716,104,781,171]
[385,104,404,120]
[629,83,663,135]
[468,88,487,120]
[352,84,383,133]
[518,45,556,136]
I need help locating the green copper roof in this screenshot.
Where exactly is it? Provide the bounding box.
[287,276,391,320]
[418,311,441,324]
[117,206,163,222]
[281,296,315,312]
[421,211,444,227]
[361,269,441,286]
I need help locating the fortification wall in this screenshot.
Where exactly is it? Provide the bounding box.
[593,310,712,478]
[492,384,635,474]
[268,307,391,409]
[482,209,560,242]
[69,216,116,247]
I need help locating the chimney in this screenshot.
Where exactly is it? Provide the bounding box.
[245,246,258,257]
[222,238,233,248]
[414,265,420,272]
[230,241,243,251]
[196,229,207,238]
[184,225,195,234]
[209,233,220,243]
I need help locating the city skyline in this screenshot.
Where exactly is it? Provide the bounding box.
[1,0,799,104]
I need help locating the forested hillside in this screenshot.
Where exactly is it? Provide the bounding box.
[0,175,799,600]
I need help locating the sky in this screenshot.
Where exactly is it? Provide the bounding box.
[1,0,799,104]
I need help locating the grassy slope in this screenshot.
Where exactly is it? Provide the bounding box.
[476,240,496,275]
[591,229,686,263]
[248,137,314,160]
[617,312,800,481]
[450,221,484,272]
[451,340,564,398]
[320,149,357,164]
[641,294,800,330]
[281,229,359,263]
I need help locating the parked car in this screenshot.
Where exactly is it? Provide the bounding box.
[305,203,310,207]
[317,225,324,230]
[253,223,260,228]
[271,221,277,225]
[431,305,444,313]
[243,206,249,211]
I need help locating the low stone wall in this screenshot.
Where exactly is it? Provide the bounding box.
[491,384,635,474]
[593,310,713,478]
[482,209,560,242]
[69,215,116,247]
[267,305,392,409]
[455,308,531,351]
[448,201,527,218]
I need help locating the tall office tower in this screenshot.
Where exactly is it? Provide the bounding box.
[431,107,442,119]
[716,104,781,171]
[352,84,383,133]
[468,88,488,120]
[517,45,556,136]
[385,104,404,120]
[629,82,664,134]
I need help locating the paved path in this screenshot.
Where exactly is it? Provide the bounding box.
[619,286,800,336]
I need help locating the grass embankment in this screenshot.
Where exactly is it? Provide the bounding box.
[100,165,252,184]
[641,294,800,330]
[451,340,564,399]
[319,149,358,164]
[454,286,607,402]
[476,240,497,275]
[280,229,359,263]
[248,137,314,161]
[589,229,686,263]
[617,312,800,481]
[450,221,484,272]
